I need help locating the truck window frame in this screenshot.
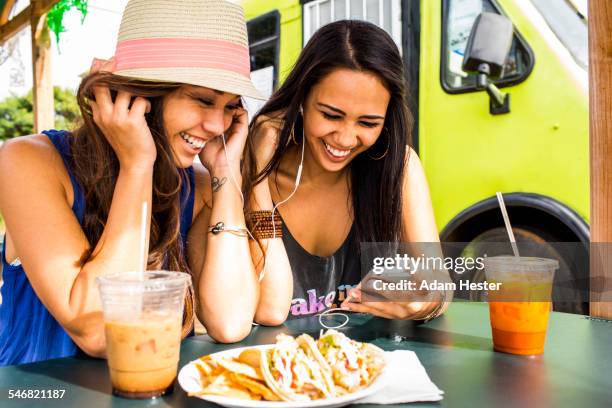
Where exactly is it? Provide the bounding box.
[247,9,281,90]
[440,0,535,95]
[301,0,403,49]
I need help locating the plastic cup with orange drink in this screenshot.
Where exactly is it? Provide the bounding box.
[483,256,558,355]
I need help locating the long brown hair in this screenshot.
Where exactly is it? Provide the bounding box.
[71,73,196,336]
[244,20,412,247]
[72,73,189,272]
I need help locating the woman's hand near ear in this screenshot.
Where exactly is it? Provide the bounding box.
[89,87,155,172]
[88,57,155,171]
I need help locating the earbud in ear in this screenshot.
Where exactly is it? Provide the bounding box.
[299,104,304,114]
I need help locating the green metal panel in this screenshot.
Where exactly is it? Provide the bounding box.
[419,0,589,231]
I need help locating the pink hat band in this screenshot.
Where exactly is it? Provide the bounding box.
[114,37,251,78]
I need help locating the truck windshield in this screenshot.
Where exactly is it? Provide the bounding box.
[529,0,588,69]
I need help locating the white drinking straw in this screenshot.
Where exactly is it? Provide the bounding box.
[138,201,148,278]
[496,192,520,257]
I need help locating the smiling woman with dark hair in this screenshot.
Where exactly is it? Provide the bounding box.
[242,19,452,321]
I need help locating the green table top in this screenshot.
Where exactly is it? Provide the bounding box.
[1,302,611,407]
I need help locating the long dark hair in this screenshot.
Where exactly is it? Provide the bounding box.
[71,73,189,272]
[244,20,413,245]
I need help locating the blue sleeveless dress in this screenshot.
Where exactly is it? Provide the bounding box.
[0,130,195,366]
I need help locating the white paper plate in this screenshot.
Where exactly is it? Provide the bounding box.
[178,344,387,408]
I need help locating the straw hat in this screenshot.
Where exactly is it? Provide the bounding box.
[112,0,264,100]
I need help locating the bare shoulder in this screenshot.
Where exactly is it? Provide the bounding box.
[403,146,423,178]
[255,109,286,123]
[0,134,66,180]
[0,134,74,207]
[253,109,286,131]
[406,145,419,163]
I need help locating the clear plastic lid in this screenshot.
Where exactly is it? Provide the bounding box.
[97,271,190,293]
[483,256,559,272]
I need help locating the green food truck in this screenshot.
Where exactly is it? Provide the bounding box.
[242,0,589,312]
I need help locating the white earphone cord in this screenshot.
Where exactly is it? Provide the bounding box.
[221,110,348,330]
[220,119,303,283]
[221,133,256,243]
[318,307,350,330]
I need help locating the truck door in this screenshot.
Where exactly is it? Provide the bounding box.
[421,0,589,314]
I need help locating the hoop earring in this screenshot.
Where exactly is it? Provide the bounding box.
[291,108,303,145]
[368,128,390,160]
[290,127,298,145]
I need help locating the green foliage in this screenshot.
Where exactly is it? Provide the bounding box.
[47,0,89,46]
[0,93,32,139]
[53,87,81,132]
[0,87,81,140]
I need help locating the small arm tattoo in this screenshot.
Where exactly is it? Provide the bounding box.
[211,176,227,193]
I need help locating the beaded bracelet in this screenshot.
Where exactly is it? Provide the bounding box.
[247,210,283,239]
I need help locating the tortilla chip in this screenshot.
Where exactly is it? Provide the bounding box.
[237,348,261,368]
[228,372,281,401]
[198,385,252,400]
[192,372,254,400]
[249,392,263,400]
[215,357,264,381]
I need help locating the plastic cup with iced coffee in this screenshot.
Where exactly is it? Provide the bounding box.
[483,256,558,355]
[97,271,190,398]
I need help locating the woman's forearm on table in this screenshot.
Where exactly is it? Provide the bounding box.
[198,166,258,342]
[249,179,293,326]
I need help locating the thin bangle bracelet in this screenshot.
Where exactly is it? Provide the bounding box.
[208,221,249,237]
[420,289,447,322]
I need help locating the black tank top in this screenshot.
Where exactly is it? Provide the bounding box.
[282,222,361,319]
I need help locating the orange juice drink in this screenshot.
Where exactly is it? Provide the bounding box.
[483,257,558,355]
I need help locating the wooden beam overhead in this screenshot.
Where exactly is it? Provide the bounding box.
[0,0,18,24]
[0,0,59,43]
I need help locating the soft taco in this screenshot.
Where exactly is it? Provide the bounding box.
[316,330,386,394]
[296,333,336,393]
[260,334,335,401]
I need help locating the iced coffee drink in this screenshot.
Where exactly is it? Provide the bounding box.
[97,271,190,399]
[105,313,182,397]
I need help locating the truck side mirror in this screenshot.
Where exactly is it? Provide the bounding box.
[462,12,513,115]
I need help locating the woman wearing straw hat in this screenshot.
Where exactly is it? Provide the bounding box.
[0,0,284,366]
